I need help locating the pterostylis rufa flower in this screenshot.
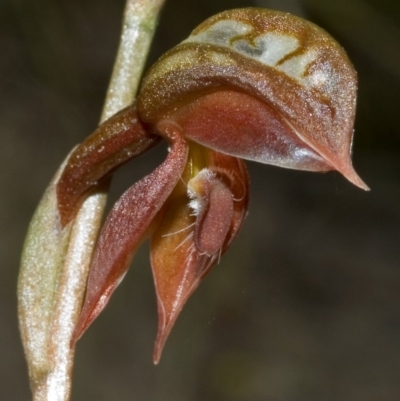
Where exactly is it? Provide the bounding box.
[22,8,369,369]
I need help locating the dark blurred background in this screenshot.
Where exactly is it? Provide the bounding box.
[1,0,400,400]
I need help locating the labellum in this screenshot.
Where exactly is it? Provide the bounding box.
[51,8,367,363]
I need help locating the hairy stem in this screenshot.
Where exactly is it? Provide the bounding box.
[18,1,167,400]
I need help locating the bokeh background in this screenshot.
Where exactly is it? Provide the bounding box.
[1,0,400,399]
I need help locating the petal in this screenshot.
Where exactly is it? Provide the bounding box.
[171,89,367,190]
[138,9,367,190]
[57,105,160,227]
[151,198,210,364]
[71,124,188,345]
[150,145,249,363]
[174,90,331,171]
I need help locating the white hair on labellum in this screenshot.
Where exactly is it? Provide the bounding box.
[187,168,216,216]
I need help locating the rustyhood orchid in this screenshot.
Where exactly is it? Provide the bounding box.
[23,8,369,368]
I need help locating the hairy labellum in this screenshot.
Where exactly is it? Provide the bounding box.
[188,168,235,256]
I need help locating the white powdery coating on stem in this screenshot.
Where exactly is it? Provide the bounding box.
[42,193,107,401]
[19,1,167,400]
[102,0,167,121]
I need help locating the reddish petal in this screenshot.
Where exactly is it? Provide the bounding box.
[138,9,367,190]
[150,147,249,363]
[151,200,211,364]
[71,125,188,345]
[57,105,159,227]
[171,90,367,189]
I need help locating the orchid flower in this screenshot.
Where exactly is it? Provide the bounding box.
[23,8,369,371]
